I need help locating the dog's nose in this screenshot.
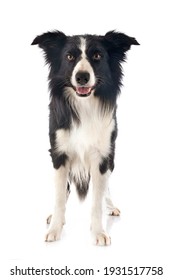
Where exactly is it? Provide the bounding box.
[75,71,90,85]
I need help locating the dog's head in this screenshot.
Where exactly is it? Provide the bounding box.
[32,30,139,98]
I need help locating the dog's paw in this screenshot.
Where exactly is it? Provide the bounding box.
[45,228,61,242]
[109,207,120,216]
[94,232,111,246]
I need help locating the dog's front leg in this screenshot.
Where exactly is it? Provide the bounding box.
[91,169,111,246]
[45,166,68,242]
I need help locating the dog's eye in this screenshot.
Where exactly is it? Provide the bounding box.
[93,52,101,61]
[67,54,75,61]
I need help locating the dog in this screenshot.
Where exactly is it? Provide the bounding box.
[31,30,139,245]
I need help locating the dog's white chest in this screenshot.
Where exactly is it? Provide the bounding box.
[70,116,110,158]
[56,102,115,165]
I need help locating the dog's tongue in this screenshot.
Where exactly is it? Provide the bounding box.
[76,87,91,95]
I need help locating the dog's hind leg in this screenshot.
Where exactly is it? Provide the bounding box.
[105,188,120,216]
[47,182,70,225]
[45,166,69,242]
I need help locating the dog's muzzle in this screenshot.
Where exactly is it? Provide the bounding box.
[75,71,94,97]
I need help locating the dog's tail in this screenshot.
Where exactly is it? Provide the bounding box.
[75,181,89,200]
[72,173,90,200]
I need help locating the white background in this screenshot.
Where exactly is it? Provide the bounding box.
[1,0,173,279]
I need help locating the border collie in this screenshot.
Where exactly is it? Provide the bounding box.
[32,30,139,245]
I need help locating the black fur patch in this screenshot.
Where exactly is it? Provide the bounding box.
[49,149,68,169]
[99,158,109,174]
[99,123,118,174]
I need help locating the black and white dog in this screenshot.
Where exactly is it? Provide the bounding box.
[32,30,139,245]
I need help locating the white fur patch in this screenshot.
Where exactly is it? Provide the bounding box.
[56,96,115,181]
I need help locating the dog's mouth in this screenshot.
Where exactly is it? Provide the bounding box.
[75,87,93,97]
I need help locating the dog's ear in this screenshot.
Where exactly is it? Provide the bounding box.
[105,30,139,52]
[31,31,67,66]
[31,30,66,49]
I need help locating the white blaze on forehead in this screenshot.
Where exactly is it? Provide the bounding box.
[71,37,96,88]
[80,37,87,59]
